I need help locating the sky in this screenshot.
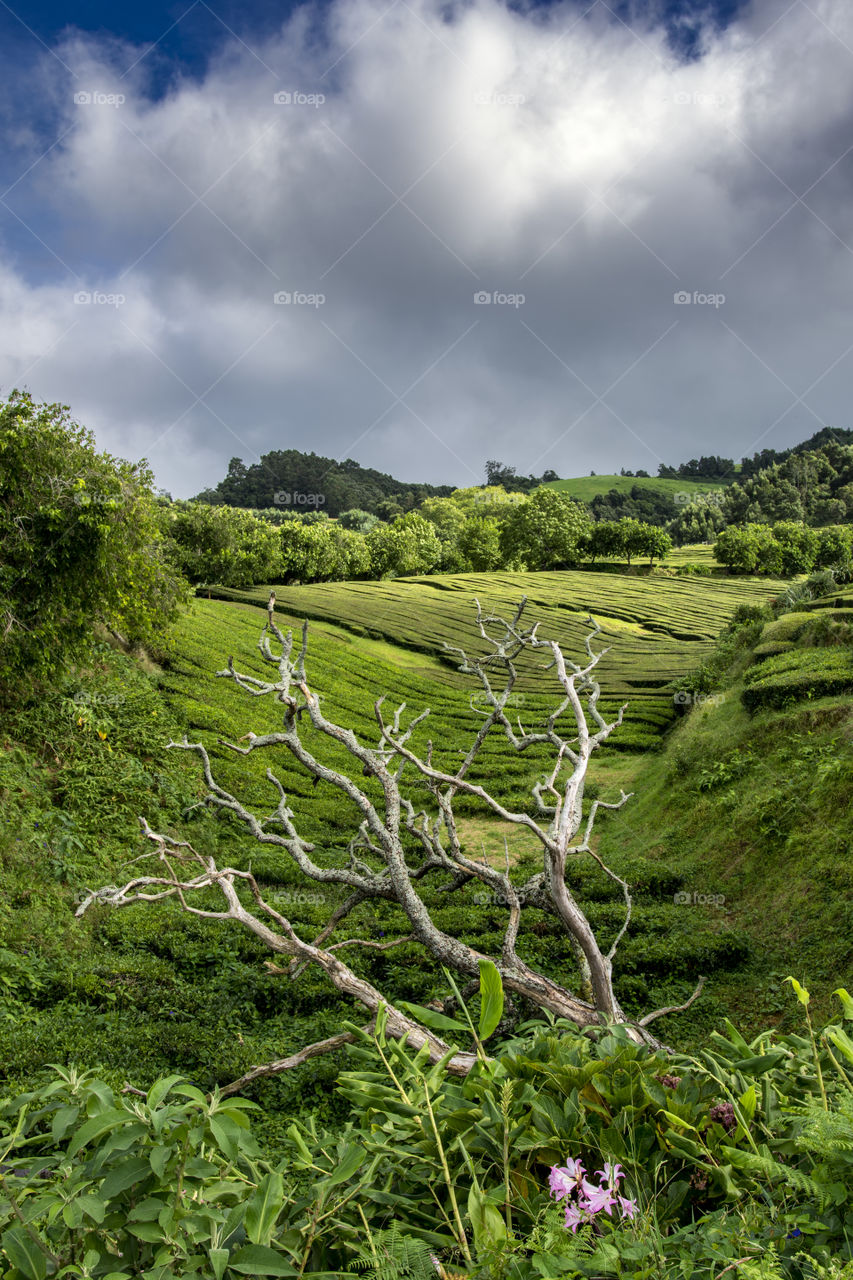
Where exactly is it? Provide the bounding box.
[1,0,852,498]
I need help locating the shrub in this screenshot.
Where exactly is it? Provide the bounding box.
[742,648,853,711]
[759,612,816,643]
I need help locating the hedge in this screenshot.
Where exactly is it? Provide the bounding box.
[741,647,853,711]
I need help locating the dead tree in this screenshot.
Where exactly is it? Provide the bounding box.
[78,598,703,1083]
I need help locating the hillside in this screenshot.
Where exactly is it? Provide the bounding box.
[208,566,784,748]
[2,563,850,1133]
[193,449,453,516]
[596,587,853,1031]
[542,474,730,502]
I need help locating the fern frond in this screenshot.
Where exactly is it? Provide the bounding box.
[348,1222,441,1280]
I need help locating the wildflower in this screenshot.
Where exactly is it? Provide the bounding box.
[549,1159,586,1201]
[618,1194,638,1220]
[549,1155,639,1231]
[563,1201,588,1233]
[708,1102,737,1133]
[597,1162,625,1187]
[583,1182,617,1217]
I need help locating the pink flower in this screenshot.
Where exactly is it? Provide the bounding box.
[548,1159,586,1202]
[597,1162,625,1187]
[618,1194,638,1220]
[581,1182,617,1217]
[563,1201,588,1233]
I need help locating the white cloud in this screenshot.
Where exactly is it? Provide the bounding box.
[2,0,853,495]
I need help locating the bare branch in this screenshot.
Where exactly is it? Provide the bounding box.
[638,976,707,1027]
[219,1028,369,1098]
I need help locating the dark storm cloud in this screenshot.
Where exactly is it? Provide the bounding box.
[2,0,853,495]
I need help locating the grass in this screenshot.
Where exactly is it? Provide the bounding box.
[2,562,844,1123]
[209,567,784,750]
[541,475,730,502]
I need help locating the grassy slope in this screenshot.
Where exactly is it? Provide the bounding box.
[541,475,730,502]
[210,566,784,748]
[2,565,846,1122]
[596,688,853,1034]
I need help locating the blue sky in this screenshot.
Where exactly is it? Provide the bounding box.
[1,0,851,497]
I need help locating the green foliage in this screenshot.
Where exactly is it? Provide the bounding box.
[0,1066,295,1277]
[165,502,283,587]
[367,513,442,577]
[195,449,452,516]
[742,648,853,711]
[280,520,371,583]
[0,391,187,695]
[499,490,591,570]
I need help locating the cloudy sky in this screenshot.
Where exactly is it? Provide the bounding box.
[1,0,852,497]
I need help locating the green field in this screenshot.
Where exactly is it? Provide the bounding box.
[542,474,730,502]
[3,556,844,1123]
[208,567,784,749]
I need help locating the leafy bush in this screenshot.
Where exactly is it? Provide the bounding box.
[753,641,796,658]
[0,392,187,696]
[759,612,816,643]
[742,648,853,711]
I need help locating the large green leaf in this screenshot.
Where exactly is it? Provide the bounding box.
[478,959,504,1042]
[99,1157,152,1201]
[1,1226,48,1280]
[833,988,853,1021]
[245,1172,285,1246]
[228,1244,296,1275]
[467,1183,506,1255]
[147,1074,187,1110]
[66,1107,131,1157]
[319,1143,367,1189]
[209,1248,230,1280]
[398,1001,467,1035]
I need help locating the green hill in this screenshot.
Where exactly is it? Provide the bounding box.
[2,564,849,1124]
[542,474,730,502]
[208,567,783,747]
